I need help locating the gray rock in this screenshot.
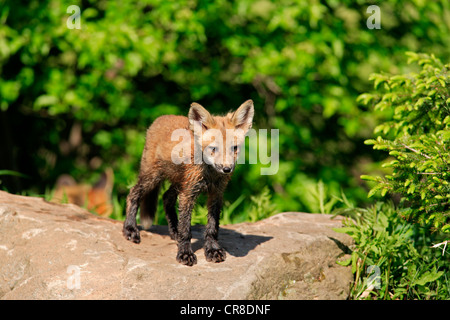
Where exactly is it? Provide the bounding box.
[0,190,353,300]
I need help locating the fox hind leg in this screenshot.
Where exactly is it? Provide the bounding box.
[163,184,179,240]
[123,174,160,244]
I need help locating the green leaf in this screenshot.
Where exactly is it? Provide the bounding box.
[368,188,378,198]
[413,270,444,286]
[364,139,377,145]
[360,175,378,181]
[34,95,59,109]
[336,257,352,266]
[0,170,29,179]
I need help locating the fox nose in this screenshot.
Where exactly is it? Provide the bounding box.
[222,166,232,173]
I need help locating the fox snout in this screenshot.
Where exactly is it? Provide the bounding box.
[203,147,237,174]
[214,163,235,174]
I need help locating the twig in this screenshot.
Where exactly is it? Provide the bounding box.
[400,143,431,159]
[416,172,441,175]
[432,240,449,256]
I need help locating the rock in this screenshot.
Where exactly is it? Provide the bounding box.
[0,190,353,300]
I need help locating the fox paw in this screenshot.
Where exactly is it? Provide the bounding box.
[176,249,197,266]
[205,247,226,263]
[123,224,141,244]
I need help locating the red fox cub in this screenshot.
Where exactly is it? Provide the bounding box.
[123,100,254,266]
[51,168,114,217]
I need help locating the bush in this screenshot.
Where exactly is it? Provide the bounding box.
[334,52,449,300]
[360,52,450,233]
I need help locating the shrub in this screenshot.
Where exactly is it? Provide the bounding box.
[335,52,449,300]
[359,52,450,233]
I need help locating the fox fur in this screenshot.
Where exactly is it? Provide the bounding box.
[52,168,114,217]
[123,100,254,266]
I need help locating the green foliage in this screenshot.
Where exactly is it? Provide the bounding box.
[360,53,450,233]
[0,170,29,190]
[246,185,278,222]
[308,179,340,214]
[1,1,450,216]
[335,202,449,300]
[189,186,277,225]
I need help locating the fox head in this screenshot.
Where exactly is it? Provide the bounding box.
[188,100,254,174]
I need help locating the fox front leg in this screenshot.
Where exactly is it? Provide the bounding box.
[204,192,226,263]
[176,192,198,266]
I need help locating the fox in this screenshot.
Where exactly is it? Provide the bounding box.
[51,168,114,217]
[123,99,254,266]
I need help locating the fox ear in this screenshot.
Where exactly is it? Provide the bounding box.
[55,174,76,188]
[231,99,254,132]
[92,168,114,195]
[189,102,215,131]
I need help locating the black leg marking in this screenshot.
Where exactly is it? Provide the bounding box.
[163,185,179,241]
[204,193,226,263]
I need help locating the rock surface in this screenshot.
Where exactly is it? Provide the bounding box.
[0,190,353,300]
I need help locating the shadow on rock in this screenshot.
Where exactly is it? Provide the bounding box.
[143,224,273,258]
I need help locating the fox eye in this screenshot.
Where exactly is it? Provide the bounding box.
[232,145,238,152]
[208,146,217,153]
